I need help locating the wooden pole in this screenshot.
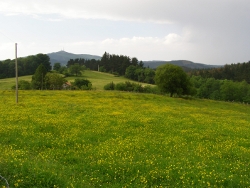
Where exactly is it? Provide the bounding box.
[15,43,18,103]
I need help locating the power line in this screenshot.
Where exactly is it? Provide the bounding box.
[0,30,15,43]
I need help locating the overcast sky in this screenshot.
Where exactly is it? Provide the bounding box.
[0,0,249,65]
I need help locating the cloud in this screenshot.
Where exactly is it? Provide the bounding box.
[56,33,195,61]
[1,1,249,24]
[0,0,249,64]
[164,33,182,45]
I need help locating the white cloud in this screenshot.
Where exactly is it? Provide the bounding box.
[164,33,182,45]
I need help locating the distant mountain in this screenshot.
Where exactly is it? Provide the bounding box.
[143,60,222,70]
[47,51,221,70]
[47,51,101,66]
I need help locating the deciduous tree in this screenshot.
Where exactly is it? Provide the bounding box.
[45,72,66,90]
[53,62,61,71]
[155,64,194,97]
[69,63,85,76]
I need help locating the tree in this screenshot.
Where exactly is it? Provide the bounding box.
[155,64,194,97]
[31,64,47,89]
[131,57,139,66]
[45,72,67,90]
[69,63,85,76]
[35,53,51,72]
[72,78,92,90]
[144,68,155,84]
[125,65,137,80]
[53,62,61,71]
[197,78,221,99]
[138,61,144,68]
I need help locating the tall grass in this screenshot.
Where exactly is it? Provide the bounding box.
[0,90,250,187]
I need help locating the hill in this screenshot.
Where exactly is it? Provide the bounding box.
[47,50,101,66]
[47,51,221,70]
[0,70,150,90]
[0,90,249,187]
[143,60,222,70]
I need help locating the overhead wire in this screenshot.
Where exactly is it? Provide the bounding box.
[0,30,15,43]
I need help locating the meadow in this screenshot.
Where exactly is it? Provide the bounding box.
[0,90,250,187]
[0,70,146,91]
[0,76,32,90]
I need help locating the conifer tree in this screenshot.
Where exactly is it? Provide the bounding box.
[31,64,47,89]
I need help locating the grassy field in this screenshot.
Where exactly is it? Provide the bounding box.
[0,76,32,90]
[67,71,143,90]
[0,90,250,187]
[0,70,148,90]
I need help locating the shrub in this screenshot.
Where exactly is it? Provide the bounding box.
[104,82,115,90]
[12,80,31,90]
[133,83,144,93]
[143,85,161,94]
[106,81,159,94]
[114,81,135,91]
[72,79,92,90]
[115,82,127,91]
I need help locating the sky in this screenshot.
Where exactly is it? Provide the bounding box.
[0,0,249,65]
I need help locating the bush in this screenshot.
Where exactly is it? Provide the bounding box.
[105,81,160,94]
[72,79,92,90]
[81,83,92,90]
[12,80,31,90]
[143,85,161,94]
[104,82,115,90]
[114,82,134,91]
[115,82,127,91]
[133,84,144,92]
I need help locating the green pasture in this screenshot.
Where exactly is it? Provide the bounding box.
[0,70,149,90]
[67,70,147,90]
[0,76,32,90]
[0,90,250,187]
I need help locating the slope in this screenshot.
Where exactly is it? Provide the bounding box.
[0,70,149,90]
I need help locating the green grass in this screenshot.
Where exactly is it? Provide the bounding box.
[0,90,250,187]
[0,70,150,90]
[0,75,32,90]
[67,70,146,90]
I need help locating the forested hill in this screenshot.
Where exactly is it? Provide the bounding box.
[143,60,221,70]
[189,61,250,83]
[47,51,101,66]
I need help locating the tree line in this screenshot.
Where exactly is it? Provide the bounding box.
[66,52,144,75]
[66,52,155,84]
[2,51,250,103]
[0,54,51,79]
[189,61,250,83]
[190,76,250,103]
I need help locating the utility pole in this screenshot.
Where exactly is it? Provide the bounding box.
[15,43,18,103]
